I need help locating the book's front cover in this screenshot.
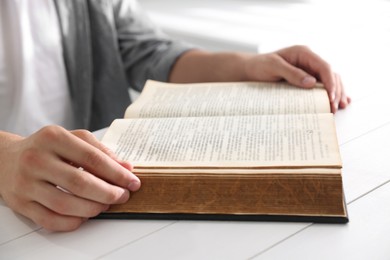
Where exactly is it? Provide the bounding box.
[95,193,348,224]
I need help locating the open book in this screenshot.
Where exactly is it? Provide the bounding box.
[99,80,348,223]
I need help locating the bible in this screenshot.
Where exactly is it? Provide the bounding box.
[99,80,348,223]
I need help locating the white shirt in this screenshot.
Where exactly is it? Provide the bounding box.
[0,0,74,136]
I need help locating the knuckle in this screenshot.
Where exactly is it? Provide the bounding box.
[48,196,102,218]
[67,171,90,195]
[100,145,115,158]
[36,125,65,143]
[293,44,310,52]
[49,196,72,215]
[84,150,105,168]
[41,216,82,232]
[63,220,84,231]
[103,188,126,204]
[104,189,119,203]
[266,54,281,67]
[324,62,332,72]
[111,170,129,186]
[73,129,94,141]
[88,204,107,217]
[35,211,58,231]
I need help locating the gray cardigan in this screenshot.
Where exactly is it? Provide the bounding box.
[54,0,191,131]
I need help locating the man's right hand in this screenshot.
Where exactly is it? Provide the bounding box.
[0,126,141,232]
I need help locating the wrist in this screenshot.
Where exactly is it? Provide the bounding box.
[169,50,254,83]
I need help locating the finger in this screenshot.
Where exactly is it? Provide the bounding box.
[118,160,134,171]
[36,155,131,204]
[17,200,86,232]
[31,181,110,217]
[342,95,352,108]
[279,46,337,102]
[271,55,317,88]
[332,73,343,113]
[71,130,135,172]
[36,126,140,191]
[17,137,132,206]
[71,130,118,160]
[21,147,131,205]
[302,51,337,104]
[338,77,351,109]
[310,59,337,108]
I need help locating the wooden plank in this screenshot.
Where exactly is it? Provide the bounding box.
[251,181,390,260]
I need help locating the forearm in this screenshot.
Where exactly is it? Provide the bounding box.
[169,50,252,83]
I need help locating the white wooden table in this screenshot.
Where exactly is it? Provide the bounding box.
[1,0,390,259]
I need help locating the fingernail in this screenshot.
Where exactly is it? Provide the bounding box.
[340,97,348,108]
[302,76,316,86]
[330,92,336,102]
[128,179,141,192]
[332,103,338,113]
[118,189,130,202]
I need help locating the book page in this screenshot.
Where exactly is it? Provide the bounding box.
[125,80,330,118]
[102,113,341,168]
[133,167,341,175]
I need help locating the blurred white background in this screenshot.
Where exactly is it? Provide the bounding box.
[140,0,390,102]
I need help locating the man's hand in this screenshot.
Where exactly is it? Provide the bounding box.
[243,45,351,113]
[0,126,140,232]
[170,45,351,113]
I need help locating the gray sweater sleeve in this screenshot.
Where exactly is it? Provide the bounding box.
[113,0,193,92]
